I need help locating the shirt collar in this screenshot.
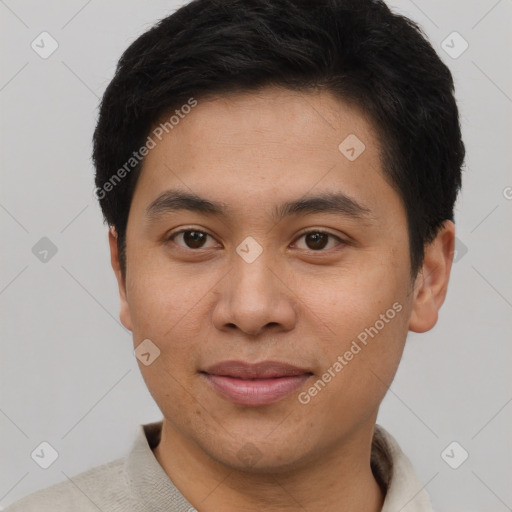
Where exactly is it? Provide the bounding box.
[373,425,434,512]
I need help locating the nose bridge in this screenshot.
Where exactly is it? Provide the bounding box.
[231,244,277,310]
[212,241,296,336]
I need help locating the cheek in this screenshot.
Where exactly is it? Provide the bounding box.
[124,262,215,411]
[305,261,404,337]
[126,262,209,419]
[125,249,214,340]
[301,263,410,403]
[303,305,409,429]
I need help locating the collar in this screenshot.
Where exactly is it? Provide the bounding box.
[372,425,434,511]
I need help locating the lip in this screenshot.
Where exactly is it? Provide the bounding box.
[201,360,313,407]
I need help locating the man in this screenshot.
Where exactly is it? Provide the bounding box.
[6,0,464,510]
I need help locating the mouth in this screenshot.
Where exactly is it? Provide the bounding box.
[200,360,314,407]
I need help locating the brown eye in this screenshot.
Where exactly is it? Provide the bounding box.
[182,230,207,248]
[304,232,329,250]
[169,229,216,249]
[294,231,342,251]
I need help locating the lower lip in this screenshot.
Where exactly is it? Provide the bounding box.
[202,373,312,407]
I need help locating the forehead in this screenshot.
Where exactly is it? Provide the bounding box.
[130,86,401,223]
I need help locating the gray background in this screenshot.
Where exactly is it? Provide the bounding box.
[1,1,511,510]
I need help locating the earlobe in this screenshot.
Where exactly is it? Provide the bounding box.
[108,227,133,331]
[408,221,455,333]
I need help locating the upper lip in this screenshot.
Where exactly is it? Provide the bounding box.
[202,360,312,379]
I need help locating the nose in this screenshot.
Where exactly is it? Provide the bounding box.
[211,247,298,337]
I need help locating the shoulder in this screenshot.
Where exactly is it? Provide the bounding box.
[4,457,130,512]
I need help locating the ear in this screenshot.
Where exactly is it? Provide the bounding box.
[108,227,133,331]
[409,220,455,333]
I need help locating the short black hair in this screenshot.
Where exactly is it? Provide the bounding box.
[93,0,465,277]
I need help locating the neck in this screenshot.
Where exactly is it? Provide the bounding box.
[153,419,385,512]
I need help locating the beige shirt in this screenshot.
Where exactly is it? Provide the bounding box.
[5,422,434,511]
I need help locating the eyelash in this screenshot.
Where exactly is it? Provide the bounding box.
[166,228,345,252]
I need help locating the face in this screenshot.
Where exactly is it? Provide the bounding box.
[110,86,452,472]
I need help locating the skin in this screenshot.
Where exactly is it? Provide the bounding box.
[108,86,455,511]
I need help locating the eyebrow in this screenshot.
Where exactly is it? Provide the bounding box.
[146,189,373,223]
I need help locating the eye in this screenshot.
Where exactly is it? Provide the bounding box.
[167,228,345,252]
[167,229,218,250]
[293,230,343,251]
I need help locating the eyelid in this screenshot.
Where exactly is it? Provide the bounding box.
[167,227,212,239]
[294,227,343,239]
[292,228,345,250]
